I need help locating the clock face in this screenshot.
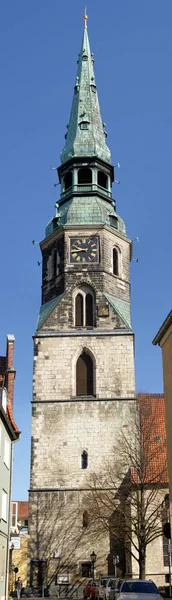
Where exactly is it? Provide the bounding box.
[70,237,99,264]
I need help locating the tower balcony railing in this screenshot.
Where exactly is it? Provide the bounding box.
[60,183,112,201]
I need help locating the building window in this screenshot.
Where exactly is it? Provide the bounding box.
[75,287,94,327]
[162,507,170,566]
[64,172,72,191]
[113,248,118,276]
[4,438,10,469]
[0,545,5,582]
[86,294,93,326]
[76,352,94,396]
[78,168,92,185]
[81,451,88,470]
[53,250,57,277]
[83,510,89,527]
[75,294,84,327]
[98,171,108,189]
[1,490,7,522]
[80,562,91,577]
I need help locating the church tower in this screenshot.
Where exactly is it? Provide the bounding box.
[29,12,136,591]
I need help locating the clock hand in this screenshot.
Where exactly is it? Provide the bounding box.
[71,248,88,252]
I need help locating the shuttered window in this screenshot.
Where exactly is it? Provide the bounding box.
[75,294,84,326]
[113,248,118,275]
[76,352,93,396]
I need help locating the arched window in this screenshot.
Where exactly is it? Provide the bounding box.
[78,168,92,185]
[76,352,93,396]
[86,294,93,326]
[74,287,94,328]
[64,171,72,191]
[53,250,57,277]
[75,294,84,326]
[113,248,118,276]
[83,510,89,527]
[98,171,108,189]
[81,451,88,469]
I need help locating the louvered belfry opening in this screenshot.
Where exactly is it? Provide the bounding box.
[86,293,93,326]
[76,352,93,396]
[75,293,84,326]
[78,168,92,184]
[113,248,118,276]
[98,170,108,189]
[64,171,72,190]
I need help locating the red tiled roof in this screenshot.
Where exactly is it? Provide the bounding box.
[13,501,28,518]
[132,394,168,485]
[7,401,19,433]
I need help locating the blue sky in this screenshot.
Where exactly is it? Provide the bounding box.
[0,1,172,499]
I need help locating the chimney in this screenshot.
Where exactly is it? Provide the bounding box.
[6,334,16,410]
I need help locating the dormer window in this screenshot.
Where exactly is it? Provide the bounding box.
[80,122,89,130]
[82,50,88,61]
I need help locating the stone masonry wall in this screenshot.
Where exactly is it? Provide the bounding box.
[30,397,136,489]
[33,334,135,401]
[41,225,131,307]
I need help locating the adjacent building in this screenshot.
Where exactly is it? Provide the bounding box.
[135,394,169,586]
[0,335,20,600]
[29,13,136,591]
[10,501,28,590]
[153,311,172,527]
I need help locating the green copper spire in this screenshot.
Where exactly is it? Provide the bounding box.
[60,12,111,165]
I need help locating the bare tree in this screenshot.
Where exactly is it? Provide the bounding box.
[86,396,168,579]
[28,490,90,591]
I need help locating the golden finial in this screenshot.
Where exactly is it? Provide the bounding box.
[83,6,88,29]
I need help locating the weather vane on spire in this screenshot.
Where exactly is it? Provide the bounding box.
[83,6,88,29]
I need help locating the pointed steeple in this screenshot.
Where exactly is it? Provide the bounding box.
[60,12,111,165]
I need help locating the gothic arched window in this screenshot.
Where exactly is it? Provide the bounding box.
[113,248,118,276]
[75,294,84,327]
[75,287,94,328]
[86,294,93,326]
[53,250,57,277]
[83,510,89,527]
[98,170,108,189]
[78,168,92,185]
[81,451,88,470]
[76,352,94,396]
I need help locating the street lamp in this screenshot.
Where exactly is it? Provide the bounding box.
[90,551,97,580]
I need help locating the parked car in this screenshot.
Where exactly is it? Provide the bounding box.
[116,579,163,600]
[104,579,120,600]
[83,580,99,599]
[96,577,118,600]
[109,580,123,600]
